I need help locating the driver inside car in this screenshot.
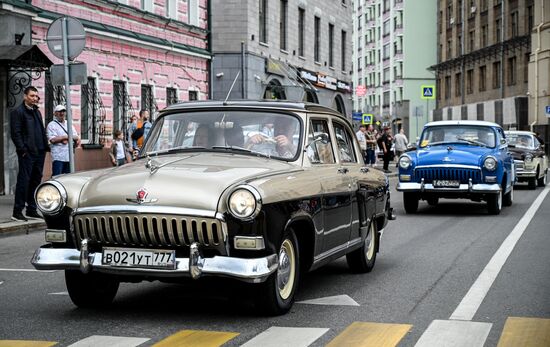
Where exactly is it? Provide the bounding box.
[246,118,297,157]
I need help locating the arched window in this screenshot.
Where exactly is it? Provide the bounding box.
[332,94,346,116]
[303,89,319,103]
[263,79,286,100]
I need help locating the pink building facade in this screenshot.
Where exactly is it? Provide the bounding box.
[1,0,210,193]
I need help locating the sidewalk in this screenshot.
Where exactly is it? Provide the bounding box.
[0,195,46,236]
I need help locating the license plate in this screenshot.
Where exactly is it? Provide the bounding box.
[102,247,176,269]
[433,180,460,188]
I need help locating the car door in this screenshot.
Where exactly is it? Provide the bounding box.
[305,117,351,255]
[498,127,514,187]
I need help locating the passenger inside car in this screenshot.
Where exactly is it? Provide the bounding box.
[224,125,244,147]
[193,124,211,147]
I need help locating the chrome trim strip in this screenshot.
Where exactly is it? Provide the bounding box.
[415,164,481,170]
[31,247,278,283]
[397,182,501,193]
[313,237,363,263]
[73,206,222,220]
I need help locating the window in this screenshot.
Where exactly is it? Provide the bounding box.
[383,20,390,36]
[445,75,451,99]
[457,0,462,23]
[495,18,501,42]
[527,5,534,32]
[259,0,268,43]
[307,119,334,164]
[383,91,390,106]
[383,0,390,12]
[493,61,501,88]
[447,38,452,58]
[141,0,153,12]
[447,2,453,29]
[468,29,475,52]
[383,44,390,59]
[188,0,199,26]
[481,24,488,47]
[113,81,127,135]
[141,84,154,118]
[457,34,462,55]
[166,87,178,106]
[507,56,516,85]
[341,30,347,71]
[314,16,321,62]
[383,67,389,82]
[510,11,518,38]
[166,0,177,19]
[466,69,473,94]
[298,8,305,56]
[455,72,462,97]
[279,0,288,50]
[328,23,334,67]
[479,65,486,91]
[189,90,198,101]
[481,0,488,11]
[524,53,530,82]
[81,77,98,142]
[333,122,357,163]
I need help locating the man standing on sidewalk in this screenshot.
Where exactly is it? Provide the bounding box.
[355,125,367,162]
[10,86,49,222]
[47,104,80,176]
[393,128,408,167]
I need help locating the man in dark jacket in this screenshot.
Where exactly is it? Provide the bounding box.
[10,86,49,221]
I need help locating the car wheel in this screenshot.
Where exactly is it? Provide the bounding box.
[346,220,378,273]
[487,191,502,215]
[528,176,537,189]
[257,229,300,315]
[426,197,439,206]
[503,184,513,207]
[403,192,419,213]
[537,170,547,187]
[65,270,119,308]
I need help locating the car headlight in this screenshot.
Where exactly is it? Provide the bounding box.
[228,185,262,220]
[399,155,411,169]
[483,156,497,171]
[35,182,67,214]
[524,154,533,163]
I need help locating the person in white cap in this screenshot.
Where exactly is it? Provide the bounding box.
[46,104,80,176]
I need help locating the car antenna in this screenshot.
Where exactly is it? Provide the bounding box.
[223,71,240,105]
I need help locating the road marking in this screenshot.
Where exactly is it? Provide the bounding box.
[297,294,360,306]
[0,341,56,347]
[48,292,68,295]
[153,330,238,347]
[67,335,149,347]
[0,269,55,273]
[497,317,550,347]
[414,320,491,347]
[326,322,412,347]
[241,327,329,347]
[450,187,550,321]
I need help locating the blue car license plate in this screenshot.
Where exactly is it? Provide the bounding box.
[433,180,460,188]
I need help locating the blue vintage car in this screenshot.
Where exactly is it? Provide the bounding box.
[396,121,515,215]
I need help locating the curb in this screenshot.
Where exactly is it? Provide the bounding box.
[0,220,46,237]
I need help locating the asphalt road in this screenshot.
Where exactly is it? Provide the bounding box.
[1,178,549,346]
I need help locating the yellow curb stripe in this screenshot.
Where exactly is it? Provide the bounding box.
[326,322,412,347]
[0,341,57,347]
[497,317,550,347]
[152,330,239,347]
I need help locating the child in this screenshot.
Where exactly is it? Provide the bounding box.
[109,130,131,166]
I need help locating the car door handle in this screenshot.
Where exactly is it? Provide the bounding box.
[337,167,349,174]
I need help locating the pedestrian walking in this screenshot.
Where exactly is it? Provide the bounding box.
[365,124,377,167]
[393,128,408,166]
[9,86,49,221]
[109,130,132,166]
[377,127,393,173]
[130,109,152,151]
[47,104,80,176]
[355,125,367,162]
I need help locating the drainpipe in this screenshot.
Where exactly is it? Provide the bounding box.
[500,0,505,100]
[531,1,545,132]
[207,0,213,99]
[461,0,465,105]
[241,41,245,99]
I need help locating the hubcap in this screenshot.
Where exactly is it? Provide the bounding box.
[277,239,295,300]
[366,223,375,260]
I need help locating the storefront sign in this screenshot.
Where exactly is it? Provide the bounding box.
[300,69,318,83]
[265,59,287,77]
[325,76,337,90]
[316,73,326,88]
[337,80,351,93]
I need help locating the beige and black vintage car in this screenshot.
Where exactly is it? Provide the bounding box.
[31,100,395,315]
[505,130,548,189]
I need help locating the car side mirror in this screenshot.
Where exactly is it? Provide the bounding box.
[306,133,329,150]
[500,139,507,145]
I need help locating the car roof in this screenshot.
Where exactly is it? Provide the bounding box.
[425,120,501,128]
[504,130,535,136]
[162,99,342,117]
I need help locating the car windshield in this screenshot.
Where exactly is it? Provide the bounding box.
[419,125,496,148]
[142,110,301,160]
[506,133,534,149]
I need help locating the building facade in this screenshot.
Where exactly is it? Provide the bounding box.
[353,0,437,139]
[1,0,210,194]
[431,0,533,133]
[210,0,353,117]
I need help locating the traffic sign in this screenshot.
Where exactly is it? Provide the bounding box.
[421,85,436,100]
[47,16,86,61]
[545,105,550,116]
[352,112,363,121]
[362,114,373,125]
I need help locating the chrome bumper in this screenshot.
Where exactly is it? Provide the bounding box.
[30,241,278,284]
[397,179,500,194]
[515,169,537,178]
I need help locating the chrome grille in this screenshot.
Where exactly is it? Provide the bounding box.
[74,213,226,251]
[415,167,482,184]
[514,160,524,170]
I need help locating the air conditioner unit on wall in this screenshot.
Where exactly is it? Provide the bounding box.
[471,6,476,13]
[450,17,455,25]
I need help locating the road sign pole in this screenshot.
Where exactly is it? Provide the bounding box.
[62,17,75,173]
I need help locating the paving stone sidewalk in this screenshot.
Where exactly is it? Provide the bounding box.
[0,195,46,236]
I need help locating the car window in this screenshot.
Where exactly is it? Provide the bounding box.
[307,119,335,164]
[420,125,496,148]
[506,133,535,149]
[333,121,357,163]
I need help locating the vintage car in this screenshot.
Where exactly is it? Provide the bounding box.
[31,100,395,315]
[396,121,515,215]
[504,130,548,189]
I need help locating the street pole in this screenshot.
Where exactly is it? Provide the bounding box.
[62,17,75,173]
[426,98,429,128]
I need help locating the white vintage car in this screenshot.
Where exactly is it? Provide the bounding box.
[31,100,395,315]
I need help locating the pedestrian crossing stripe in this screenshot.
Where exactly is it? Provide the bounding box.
[3,317,550,347]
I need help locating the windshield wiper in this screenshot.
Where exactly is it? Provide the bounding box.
[144,145,206,157]
[455,136,487,147]
[211,145,272,159]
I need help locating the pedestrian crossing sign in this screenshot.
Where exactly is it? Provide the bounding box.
[421,85,436,100]
[362,113,373,125]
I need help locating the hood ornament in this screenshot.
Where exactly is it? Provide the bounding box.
[126,187,158,204]
[447,146,453,152]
